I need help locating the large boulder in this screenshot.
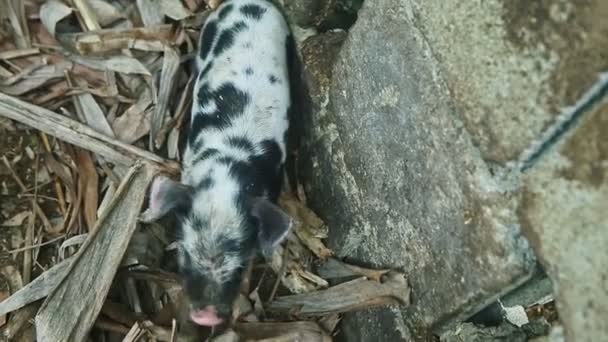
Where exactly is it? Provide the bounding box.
[299,0,608,340]
[299,0,535,340]
[518,97,608,341]
[410,0,608,163]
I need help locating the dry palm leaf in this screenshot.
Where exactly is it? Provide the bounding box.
[0,48,40,60]
[160,0,194,20]
[67,74,115,137]
[3,0,31,48]
[69,55,152,76]
[0,257,74,317]
[35,163,155,342]
[0,92,179,171]
[267,272,410,316]
[279,192,332,260]
[111,88,153,143]
[39,0,74,37]
[0,61,72,96]
[88,0,126,27]
[136,0,165,27]
[74,148,99,231]
[151,45,180,149]
[72,0,102,31]
[57,25,175,54]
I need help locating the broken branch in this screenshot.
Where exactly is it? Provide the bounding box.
[267,272,410,316]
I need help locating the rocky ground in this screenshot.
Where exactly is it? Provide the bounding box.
[292,0,607,341]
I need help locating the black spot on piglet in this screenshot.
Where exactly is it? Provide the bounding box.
[199,20,218,61]
[227,136,255,153]
[240,4,266,20]
[191,83,250,137]
[218,3,233,20]
[214,21,248,56]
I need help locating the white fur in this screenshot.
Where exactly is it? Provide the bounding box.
[183,0,290,173]
[180,0,291,281]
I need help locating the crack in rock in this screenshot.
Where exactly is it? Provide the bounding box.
[518,72,608,171]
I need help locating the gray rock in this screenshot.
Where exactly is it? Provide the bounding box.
[518,98,608,341]
[299,0,535,340]
[501,269,553,308]
[278,0,361,30]
[441,322,527,342]
[278,0,323,27]
[409,0,608,163]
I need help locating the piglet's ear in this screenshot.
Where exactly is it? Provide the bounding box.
[140,176,193,223]
[251,197,293,257]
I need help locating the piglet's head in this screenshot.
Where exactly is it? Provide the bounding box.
[141,176,292,327]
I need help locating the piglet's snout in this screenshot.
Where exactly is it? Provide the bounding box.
[190,305,224,326]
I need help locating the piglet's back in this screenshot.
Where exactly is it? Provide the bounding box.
[184,0,291,180]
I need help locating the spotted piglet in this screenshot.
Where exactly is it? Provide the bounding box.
[141,0,293,328]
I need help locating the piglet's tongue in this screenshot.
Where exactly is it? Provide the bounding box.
[190,307,224,326]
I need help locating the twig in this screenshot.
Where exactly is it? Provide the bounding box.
[1,155,53,231]
[23,154,40,284]
[268,249,289,303]
[39,132,67,214]
[170,319,177,342]
[19,193,58,202]
[6,235,65,254]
